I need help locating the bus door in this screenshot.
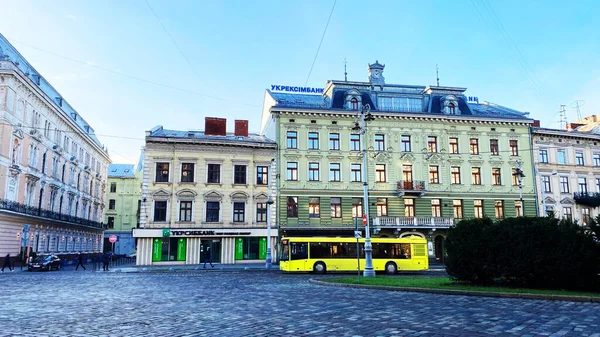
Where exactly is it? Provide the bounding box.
[289,242,308,271]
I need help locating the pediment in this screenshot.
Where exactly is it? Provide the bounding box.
[560,197,575,205]
[400,153,416,162]
[13,128,24,139]
[230,191,249,201]
[176,188,197,201]
[544,196,556,205]
[254,192,268,201]
[204,190,223,201]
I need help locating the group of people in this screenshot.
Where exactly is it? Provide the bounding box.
[74,252,113,272]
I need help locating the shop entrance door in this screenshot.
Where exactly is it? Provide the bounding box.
[200,240,221,263]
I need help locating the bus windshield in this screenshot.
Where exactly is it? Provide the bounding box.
[280,240,289,261]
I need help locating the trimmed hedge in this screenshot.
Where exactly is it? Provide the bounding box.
[445,216,600,291]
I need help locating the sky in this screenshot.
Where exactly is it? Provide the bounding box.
[1,0,599,164]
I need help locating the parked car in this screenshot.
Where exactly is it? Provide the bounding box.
[28,255,61,271]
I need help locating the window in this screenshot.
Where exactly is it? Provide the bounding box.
[331,197,341,218]
[560,177,569,193]
[376,198,388,216]
[179,201,192,222]
[375,164,386,182]
[509,140,519,156]
[449,137,459,154]
[492,168,502,186]
[578,177,588,193]
[453,200,463,219]
[206,202,220,222]
[563,207,572,221]
[557,150,566,165]
[401,135,411,152]
[234,165,247,185]
[469,138,479,155]
[181,163,195,183]
[594,154,600,167]
[308,132,319,150]
[404,199,415,217]
[286,162,298,181]
[110,182,116,193]
[329,133,340,150]
[511,169,519,186]
[494,200,504,218]
[474,200,483,218]
[329,163,341,182]
[351,164,361,182]
[596,178,600,192]
[471,167,481,185]
[448,102,456,114]
[256,166,268,185]
[582,208,590,225]
[308,197,320,218]
[352,198,362,218]
[207,164,221,183]
[286,131,297,149]
[287,197,298,218]
[375,134,385,151]
[541,176,551,192]
[429,166,439,184]
[451,166,461,184]
[154,201,167,222]
[402,165,413,183]
[514,200,523,217]
[539,149,548,164]
[308,162,320,181]
[155,163,169,182]
[350,134,360,151]
[431,199,441,217]
[427,136,437,153]
[109,199,116,210]
[350,97,358,110]
[490,139,499,156]
[107,217,115,229]
[233,202,245,222]
[256,203,267,222]
[576,152,584,166]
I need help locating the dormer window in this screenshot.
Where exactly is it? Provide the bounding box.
[441,95,461,115]
[448,103,456,115]
[351,98,358,110]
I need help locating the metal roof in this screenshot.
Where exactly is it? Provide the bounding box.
[108,164,136,178]
[148,127,276,146]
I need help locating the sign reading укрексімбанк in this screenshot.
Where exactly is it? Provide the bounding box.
[271,85,324,94]
[169,230,251,237]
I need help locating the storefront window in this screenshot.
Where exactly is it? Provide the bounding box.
[152,238,186,262]
[235,237,267,260]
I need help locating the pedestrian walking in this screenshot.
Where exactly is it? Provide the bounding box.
[102,252,111,271]
[74,252,86,272]
[1,253,13,272]
[203,247,214,268]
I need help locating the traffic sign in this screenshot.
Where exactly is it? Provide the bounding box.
[362,214,367,226]
[30,234,34,240]
[354,231,362,239]
[109,235,117,243]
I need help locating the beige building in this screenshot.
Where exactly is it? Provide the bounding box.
[0,34,110,259]
[532,115,600,225]
[134,118,277,265]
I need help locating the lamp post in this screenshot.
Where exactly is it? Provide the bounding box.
[352,104,376,277]
[513,161,525,216]
[265,159,275,269]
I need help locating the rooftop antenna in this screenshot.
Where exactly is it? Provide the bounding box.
[436,64,440,86]
[344,58,348,82]
[558,105,567,130]
[570,100,585,121]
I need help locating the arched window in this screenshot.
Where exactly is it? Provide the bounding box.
[351,98,358,110]
[448,103,456,115]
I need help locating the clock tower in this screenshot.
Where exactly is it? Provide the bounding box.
[368,60,385,85]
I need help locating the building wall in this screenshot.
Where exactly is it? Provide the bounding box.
[104,170,141,255]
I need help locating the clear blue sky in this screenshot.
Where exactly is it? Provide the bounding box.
[2,0,599,164]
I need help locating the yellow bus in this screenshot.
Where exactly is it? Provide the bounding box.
[279,235,428,274]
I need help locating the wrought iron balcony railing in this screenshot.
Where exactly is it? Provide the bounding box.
[573,192,600,208]
[397,181,426,194]
[0,198,104,230]
[373,216,454,228]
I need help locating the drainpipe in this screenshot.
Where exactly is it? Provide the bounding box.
[529,126,540,216]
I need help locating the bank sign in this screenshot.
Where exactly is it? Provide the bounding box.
[271,85,324,94]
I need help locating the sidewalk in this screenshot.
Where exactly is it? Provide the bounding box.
[111,263,280,273]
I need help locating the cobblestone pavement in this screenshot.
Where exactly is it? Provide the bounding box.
[1,271,599,337]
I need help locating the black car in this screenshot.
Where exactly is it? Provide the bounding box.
[28,255,61,271]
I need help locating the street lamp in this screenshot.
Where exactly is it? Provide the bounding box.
[513,161,526,215]
[265,159,275,269]
[352,104,376,277]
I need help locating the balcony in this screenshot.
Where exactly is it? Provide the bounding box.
[573,192,600,208]
[373,216,454,231]
[0,198,104,230]
[397,180,426,196]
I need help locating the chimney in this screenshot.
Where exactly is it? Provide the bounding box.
[205,117,226,136]
[532,120,540,127]
[234,120,249,137]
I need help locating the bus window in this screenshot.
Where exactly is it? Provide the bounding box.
[280,241,290,261]
[391,243,411,259]
[290,242,308,260]
[347,242,364,258]
[373,243,392,258]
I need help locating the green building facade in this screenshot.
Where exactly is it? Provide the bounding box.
[260,61,536,261]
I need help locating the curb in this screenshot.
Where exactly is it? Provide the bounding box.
[308,279,600,303]
[113,267,282,273]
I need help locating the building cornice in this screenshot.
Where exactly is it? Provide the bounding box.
[533,127,600,141]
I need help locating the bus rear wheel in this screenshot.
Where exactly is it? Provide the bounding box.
[385,262,398,275]
[313,262,326,274]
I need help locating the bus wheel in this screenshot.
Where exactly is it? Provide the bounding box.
[313,262,326,274]
[385,262,397,275]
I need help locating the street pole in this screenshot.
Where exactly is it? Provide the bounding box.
[265,159,275,269]
[359,104,375,277]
